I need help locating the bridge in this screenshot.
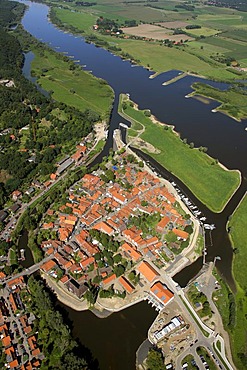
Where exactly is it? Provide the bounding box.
[1,254,54,285]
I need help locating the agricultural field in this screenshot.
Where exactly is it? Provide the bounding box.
[119,94,241,213]
[50,0,247,81]
[31,47,114,118]
[183,26,220,37]
[121,24,194,42]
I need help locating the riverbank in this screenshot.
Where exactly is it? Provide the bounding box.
[29,45,114,118]
[48,5,242,82]
[189,82,247,122]
[227,192,247,369]
[118,94,241,213]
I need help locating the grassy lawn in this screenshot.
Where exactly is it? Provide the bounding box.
[31,47,114,118]
[191,82,247,121]
[9,249,18,265]
[194,234,204,256]
[181,354,196,369]
[119,95,240,212]
[212,269,232,331]
[227,194,247,369]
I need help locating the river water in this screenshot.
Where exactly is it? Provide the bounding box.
[19,1,247,368]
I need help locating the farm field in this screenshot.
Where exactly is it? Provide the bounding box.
[183,26,220,37]
[228,194,247,370]
[121,24,194,42]
[119,94,241,213]
[31,47,114,118]
[51,1,247,81]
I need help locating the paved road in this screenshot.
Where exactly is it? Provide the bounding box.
[144,258,233,370]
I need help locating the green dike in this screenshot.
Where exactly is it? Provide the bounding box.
[119,94,240,213]
[228,193,247,369]
[31,47,114,118]
[190,82,247,121]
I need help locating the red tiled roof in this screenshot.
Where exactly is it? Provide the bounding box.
[102,274,116,286]
[138,261,159,282]
[118,276,134,293]
[150,281,174,305]
[172,228,189,240]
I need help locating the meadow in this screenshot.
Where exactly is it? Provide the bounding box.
[228,194,247,369]
[190,82,247,121]
[31,47,114,118]
[51,2,247,81]
[119,95,241,213]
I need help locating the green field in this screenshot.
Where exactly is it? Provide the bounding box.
[31,47,114,118]
[184,26,220,37]
[227,194,247,369]
[119,94,240,212]
[53,8,96,32]
[50,5,247,81]
[190,82,247,121]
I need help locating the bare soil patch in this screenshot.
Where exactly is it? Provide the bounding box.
[121,24,193,41]
[121,24,172,40]
[129,136,160,154]
[155,21,189,29]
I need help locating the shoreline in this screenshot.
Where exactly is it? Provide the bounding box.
[119,93,242,213]
[41,136,201,316]
[187,90,246,123]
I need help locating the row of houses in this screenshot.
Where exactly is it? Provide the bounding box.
[38,153,190,299]
[0,277,43,369]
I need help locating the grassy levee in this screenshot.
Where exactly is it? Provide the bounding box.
[227,193,247,369]
[31,47,114,118]
[190,82,247,121]
[119,95,240,213]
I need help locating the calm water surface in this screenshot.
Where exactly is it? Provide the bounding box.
[58,301,157,370]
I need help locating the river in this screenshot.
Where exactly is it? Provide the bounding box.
[19,1,247,369]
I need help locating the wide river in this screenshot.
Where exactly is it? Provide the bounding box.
[20,1,247,369]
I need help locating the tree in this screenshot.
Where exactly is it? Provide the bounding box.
[146,348,165,370]
[114,264,125,277]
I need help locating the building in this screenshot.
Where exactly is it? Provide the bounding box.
[65,279,88,298]
[56,158,74,175]
[118,276,134,294]
[137,261,160,282]
[153,316,182,342]
[150,281,174,306]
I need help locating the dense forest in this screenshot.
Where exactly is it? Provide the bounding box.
[26,276,98,369]
[205,0,247,12]
[0,0,100,207]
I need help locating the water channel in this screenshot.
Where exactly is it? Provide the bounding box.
[19,1,247,368]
